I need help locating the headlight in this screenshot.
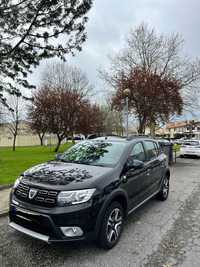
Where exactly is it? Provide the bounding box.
[13,177,22,189]
[57,189,96,206]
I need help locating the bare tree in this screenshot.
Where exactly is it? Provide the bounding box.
[101,23,200,132]
[5,95,24,151]
[41,61,93,98]
[101,104,124,136]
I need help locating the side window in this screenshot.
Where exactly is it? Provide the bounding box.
[130,142,146,162]
[144,141,158,160]
[154,142,160,155]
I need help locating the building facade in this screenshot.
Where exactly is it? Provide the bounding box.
[157,120,200,139]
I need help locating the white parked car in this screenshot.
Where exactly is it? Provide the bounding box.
[180,140,200,157]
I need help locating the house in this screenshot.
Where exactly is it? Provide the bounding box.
[157,120,200,139]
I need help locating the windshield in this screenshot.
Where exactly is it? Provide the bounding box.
[59,141,127,167]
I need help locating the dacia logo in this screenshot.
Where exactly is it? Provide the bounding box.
[28,189,38,199]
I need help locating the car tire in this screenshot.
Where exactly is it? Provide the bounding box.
[98,202,124,249]
[156,176,169,201]
[180,155,185,158]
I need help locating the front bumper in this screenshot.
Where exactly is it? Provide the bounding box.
[9,196,102,243]
[9,221,50,243]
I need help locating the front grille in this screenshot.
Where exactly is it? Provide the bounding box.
[15,182,58,207]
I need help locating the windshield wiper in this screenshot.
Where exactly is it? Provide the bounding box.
[58,159,72,163]
[91,164,106,167]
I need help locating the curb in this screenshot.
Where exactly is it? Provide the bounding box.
[0,184,13,191]
[0,185,12,217]
[0,209,9,218]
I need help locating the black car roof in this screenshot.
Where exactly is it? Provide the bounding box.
[93,135,158,144]
[94,136,126,142]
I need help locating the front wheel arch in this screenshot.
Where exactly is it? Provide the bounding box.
[157,173,170,201]
[165,169,170,180]
[97,201,125,249]
[94,190,128,239]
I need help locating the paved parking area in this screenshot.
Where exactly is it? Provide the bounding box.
[0,158,200,267]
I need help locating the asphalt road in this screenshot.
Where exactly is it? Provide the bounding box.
[1,158,200,267]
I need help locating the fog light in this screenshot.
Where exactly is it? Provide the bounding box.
[60,226,83,237]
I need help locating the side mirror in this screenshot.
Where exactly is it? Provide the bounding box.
[125,158,144,171]
[55,153,62,161]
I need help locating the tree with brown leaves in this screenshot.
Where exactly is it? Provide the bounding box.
[78,103,105,136]
[29,62,94,151]
[29,87,105,151]
[36,87,85,152]
[28,89,49,146]
[112,68,183,135]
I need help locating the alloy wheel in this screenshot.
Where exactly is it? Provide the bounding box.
[162,178,169,198]
[106,208,123,244]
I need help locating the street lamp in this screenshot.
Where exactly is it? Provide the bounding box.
[123,88,131,137]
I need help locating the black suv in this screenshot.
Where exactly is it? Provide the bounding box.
[9,136,170,249]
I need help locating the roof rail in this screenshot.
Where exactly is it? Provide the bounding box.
[105,134,125,138]
[94,135,126,141]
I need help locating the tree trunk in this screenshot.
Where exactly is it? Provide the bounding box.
[54,137,62,152]
[137,115,147,135]
[138,120,146,134]
[40,137,43,146]
[150,122,156,137]
[38,133,44,146]
[71,132,75,144]
[13,134,17,151]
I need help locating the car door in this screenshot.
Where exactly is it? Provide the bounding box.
[122,142,148,209]
[143,140,163,194]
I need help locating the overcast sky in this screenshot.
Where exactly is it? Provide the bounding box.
[29,0,200,117]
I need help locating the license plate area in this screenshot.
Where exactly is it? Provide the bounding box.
[10,206,56,237]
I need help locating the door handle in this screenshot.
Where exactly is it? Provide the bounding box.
[122,175,128,183]
[146,169,151,176]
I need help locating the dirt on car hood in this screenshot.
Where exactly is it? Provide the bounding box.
[21,161,112,189]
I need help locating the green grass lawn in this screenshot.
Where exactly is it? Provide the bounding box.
[0,143,72,185]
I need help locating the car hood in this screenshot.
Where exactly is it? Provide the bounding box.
[21,161,113,190]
